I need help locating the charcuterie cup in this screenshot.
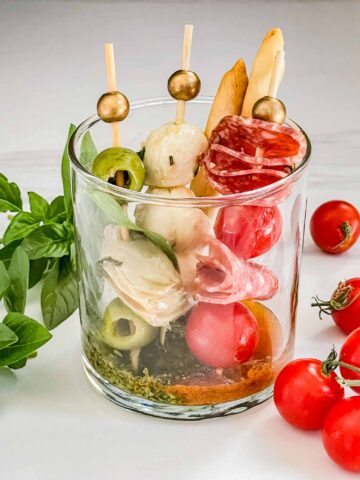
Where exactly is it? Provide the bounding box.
[68,97,311,420]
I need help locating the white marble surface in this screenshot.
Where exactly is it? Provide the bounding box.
[1,1,360,480]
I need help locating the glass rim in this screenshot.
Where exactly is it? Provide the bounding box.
[68,96,311,207]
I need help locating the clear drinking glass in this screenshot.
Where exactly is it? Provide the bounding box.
[68,97,311,420]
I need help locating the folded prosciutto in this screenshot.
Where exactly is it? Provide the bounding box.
[202,115,307,195]
[193,236,278,304]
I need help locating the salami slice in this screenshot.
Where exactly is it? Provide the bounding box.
[202,115,307,197]
[193,236,278,304]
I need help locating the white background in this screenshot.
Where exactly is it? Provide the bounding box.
[0,1,360,479]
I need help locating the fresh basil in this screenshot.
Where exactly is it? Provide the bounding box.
[0,322,18,350]
[41,256,78,330]
[0,313,52,367]
[47,196,66,222]
[91,191,179,269]
[0,261,10,299]
[3,212,40,245]
[0,125,83,374]
[62,124,76,219]
[80,131,98,170]
[0,240,22,264]
[22,224,71,260]
[8,357,28,369]
[29,258,49,289]
[4,246,29,314]
[0,174,23,212]
[28,191,49,220]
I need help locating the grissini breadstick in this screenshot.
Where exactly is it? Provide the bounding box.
[241,28,284,118]
[205,59,248,138]
[191,59,248,198]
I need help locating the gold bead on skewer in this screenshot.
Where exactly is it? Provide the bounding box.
[97,91,130,123]
[252,95,286,124]
[168,70,201,101]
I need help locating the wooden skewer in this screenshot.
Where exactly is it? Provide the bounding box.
[255,49,285,157]
[103,43,128,241]
[104,43,121,148]
[175,24,193,125]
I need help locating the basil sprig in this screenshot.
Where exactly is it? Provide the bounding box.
[0,124,88,370]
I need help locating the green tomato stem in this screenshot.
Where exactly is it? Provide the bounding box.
[322,348,360,389]
[335,221,352,248]
[331,360,360,375]
[336,377,360,387]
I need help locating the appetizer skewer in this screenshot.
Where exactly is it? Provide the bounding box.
[95,44,144,370]
[252,50,286,125]
[167,24,200,125]
[253,49,286,159]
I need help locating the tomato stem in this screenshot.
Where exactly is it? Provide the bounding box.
[336,377,360,387]
[322,348,360,388]
[311,281,358,319]
[331,360,360,375]
[334,221,352,248]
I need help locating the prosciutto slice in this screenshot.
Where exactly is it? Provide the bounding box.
[193,236,278,304]
[202,115,307,197]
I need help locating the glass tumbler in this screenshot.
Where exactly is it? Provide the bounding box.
[68,97,311,420]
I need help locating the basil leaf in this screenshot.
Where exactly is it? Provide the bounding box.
[8,357,28,369]
[29,258,49,289]
[47,196,66,222]
[21,224,70,260]
[91,191,179,269]
[0,322,18,350]
[0,261,10,299]
[3,212,40,245]
[0,312,51,367]
[0,174,22,212]
[0,240,22,266]
[62,124,76,219]
[28,192,49,220]
[80,131,97,170]
[41,256,78,330]
[4,246,29,314]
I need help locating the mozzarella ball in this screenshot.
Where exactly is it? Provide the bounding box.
[135,186,211,254]
[143,122,208,187]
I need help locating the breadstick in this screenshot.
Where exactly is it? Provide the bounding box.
[205,59,248,138]
[191,59,248,198]
[241,28,284,118]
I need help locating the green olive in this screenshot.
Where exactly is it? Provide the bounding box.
[101,298,157,350]
[92,147,145,191]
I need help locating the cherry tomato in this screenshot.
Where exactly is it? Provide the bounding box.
[312,278,360,334]
[214,205,282,259]
[185,302,259,368]
[322,396,360,472]
[339,328,360,394]
[310,200,360,254]
[274,359,344,430]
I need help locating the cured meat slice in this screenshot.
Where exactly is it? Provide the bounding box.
[193,236,278,304]
[202,115,307,196]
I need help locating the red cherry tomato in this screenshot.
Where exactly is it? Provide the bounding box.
[274,358,344,430]
[313,278,360,334]
[310,200,360,254]
[185,302,259,368]
[214,205,282,259]
[322,396,360,472]
[339,328,360,394]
